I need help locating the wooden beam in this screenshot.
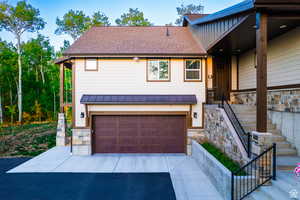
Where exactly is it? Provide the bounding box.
[256,12,268,132]
[59,63,65,113]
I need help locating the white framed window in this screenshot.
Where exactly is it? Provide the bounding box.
[184,59,202,81]
[147,60,170,81]
[85,59,98,71]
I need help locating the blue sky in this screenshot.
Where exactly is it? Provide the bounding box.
[0,0,242,50]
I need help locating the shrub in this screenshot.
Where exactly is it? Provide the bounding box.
[201,142,243,173]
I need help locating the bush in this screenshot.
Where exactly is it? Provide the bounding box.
[201,142,243,173]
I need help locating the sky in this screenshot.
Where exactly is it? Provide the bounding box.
[0,0,243,51]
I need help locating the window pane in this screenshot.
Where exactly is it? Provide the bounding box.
[186,70,200,80]
[159,61,169,79]
[186,60,200,69]
[148,61,159,80]
[86,59,97,70]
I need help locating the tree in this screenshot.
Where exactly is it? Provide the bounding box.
[115,8,152,26]
[91,11,110,26]
[55,10,110,40]
[175,2,204,25]
[55,10,90,41]
[0,1,45,123]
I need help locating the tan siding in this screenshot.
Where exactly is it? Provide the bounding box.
[239,27,300,90]
[75,58,206,127]
[231,56,238,90]
[207,56,213,89]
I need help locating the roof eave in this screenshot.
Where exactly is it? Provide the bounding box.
[62,53,208,58]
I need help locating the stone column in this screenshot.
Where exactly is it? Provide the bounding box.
[56,113,67,146]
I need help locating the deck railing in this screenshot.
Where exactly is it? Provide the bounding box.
[231,143,277,200]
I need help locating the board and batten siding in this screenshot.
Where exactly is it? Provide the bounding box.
[239,27,300,90]
[74,58,206,127]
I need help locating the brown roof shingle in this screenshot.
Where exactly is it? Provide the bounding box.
[63,26,206,56]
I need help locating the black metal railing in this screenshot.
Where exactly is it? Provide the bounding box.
[231,143,277,200]
[219,98,251,157]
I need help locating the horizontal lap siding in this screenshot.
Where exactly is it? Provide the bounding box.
[75,59,206,127]
[239,27,300,90]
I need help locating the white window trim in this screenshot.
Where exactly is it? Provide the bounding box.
[184,59,202,82]
[147,59,170,82]
[85,58,98,71]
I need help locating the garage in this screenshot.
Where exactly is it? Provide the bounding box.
[92,115,187,153]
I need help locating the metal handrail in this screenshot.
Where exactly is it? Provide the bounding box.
[219,98,251,157]
[231,143,277,200]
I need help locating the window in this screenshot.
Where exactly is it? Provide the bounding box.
[147,60,170,81]
[184,59,202,81]
[85,59,98,71]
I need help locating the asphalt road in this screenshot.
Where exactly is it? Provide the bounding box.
[0,158,176,200]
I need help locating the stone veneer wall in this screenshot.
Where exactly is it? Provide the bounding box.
[230,88,300,112]
[191,140,231,200]
[231,88,300,154]
[204,105,246,165]
[72,128,91,155]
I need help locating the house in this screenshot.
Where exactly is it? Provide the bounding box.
[56,26,207,155]
[56,0,300,159]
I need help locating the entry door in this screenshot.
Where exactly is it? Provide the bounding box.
[213,56,231,101]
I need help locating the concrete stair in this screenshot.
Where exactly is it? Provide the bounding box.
[231,104,297,158]
[230,104,298,172]
[247,171,299,200]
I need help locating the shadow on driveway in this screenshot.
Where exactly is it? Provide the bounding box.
[0,158,176,200]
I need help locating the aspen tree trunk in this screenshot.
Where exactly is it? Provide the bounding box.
[16,35,22,123]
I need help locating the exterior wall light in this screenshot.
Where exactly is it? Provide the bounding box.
[133,57,139,62]
[280,25,287,29]
[80,112,85,118]
[193,112,198,119]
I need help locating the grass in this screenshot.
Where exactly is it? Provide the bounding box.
[0,122,57,157]
[201,142,245,174]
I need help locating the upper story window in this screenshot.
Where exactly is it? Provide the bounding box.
[85,59,98,71]
[184,59,202,82]
[147,60,170,81]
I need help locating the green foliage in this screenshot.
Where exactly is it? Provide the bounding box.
[5,105,16,124]
[92,11,110,26]
[0,1,45,33]
[175,3,204,25]
[55,9,110,40]
[0,34,59,124]
[201,142,244,174]
[115,8,152,26]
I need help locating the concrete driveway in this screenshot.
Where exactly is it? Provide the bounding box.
[8,146,222,200]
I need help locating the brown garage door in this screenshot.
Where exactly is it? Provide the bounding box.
[92,115,186,153]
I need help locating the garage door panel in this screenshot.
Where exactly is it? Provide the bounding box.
[96,128,118,136]
[93,115,186,153]
[119,137,138,145]
[119,128,139,136]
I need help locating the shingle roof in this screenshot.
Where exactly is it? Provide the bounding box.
[191,0,254,25]
[80,95,197,105]
[63,26,206,56]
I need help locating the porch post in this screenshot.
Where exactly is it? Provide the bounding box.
[256,12,268,132]
[59,63,65,113]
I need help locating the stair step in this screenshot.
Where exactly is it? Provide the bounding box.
[277,156,300,168]
[277,171,298,185]
[276,141,292,148]
[259,185,288,200]
[250,190,271,200]
[277,148,298,156]
[273,177,296,194]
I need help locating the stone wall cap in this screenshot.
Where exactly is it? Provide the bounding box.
[251,131,272,136]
